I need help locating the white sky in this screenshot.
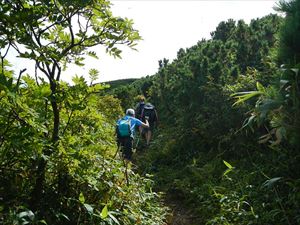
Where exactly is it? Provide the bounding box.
[7,0,278,83]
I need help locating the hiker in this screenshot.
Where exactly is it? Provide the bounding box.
[141,103,158,146]
[116,108,149,161]
[135,95,145,120]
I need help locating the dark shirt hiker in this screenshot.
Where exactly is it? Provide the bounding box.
[135,95,146,120]
[141,103,158,146]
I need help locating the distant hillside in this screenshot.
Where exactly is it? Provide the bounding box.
[103,78,138,90]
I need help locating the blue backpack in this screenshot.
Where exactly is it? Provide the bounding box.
[116,117,131,138]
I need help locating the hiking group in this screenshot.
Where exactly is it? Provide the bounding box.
[116,96,158,161]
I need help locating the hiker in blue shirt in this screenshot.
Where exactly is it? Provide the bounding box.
[116,108,149,161]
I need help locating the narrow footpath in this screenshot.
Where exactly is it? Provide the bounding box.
[133,143,203,225]
[164,196,203,225]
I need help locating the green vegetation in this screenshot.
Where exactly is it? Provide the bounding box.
[111,1,300,224]
[0,0,166,224]
[105,79,138,90]
[1,0,300,224]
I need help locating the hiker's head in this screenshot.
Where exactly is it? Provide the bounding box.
[136,95,145,102]
[126,108,135,117]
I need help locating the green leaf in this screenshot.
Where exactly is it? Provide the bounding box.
[79,192,85,203]
[223,160,235,177]
[87,51,99,59]
[109,212,120,225]
[242,115,256,129]
[18,210,35,220]
[223,160,233,169]
[232,91,263,106]
[291,68,299,75]
[56,213,70,221]
[83,203,94,214]
[256,82,265,92]
[262,177,282,189]
[100,205,108,219]
[39,220,48,224]
[223,168,232,176]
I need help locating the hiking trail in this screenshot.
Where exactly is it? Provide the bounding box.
[133,143,203,225]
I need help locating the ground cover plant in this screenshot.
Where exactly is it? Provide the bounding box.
[0,0,167,224]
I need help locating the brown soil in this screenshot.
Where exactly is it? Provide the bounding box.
[164,195,203,225]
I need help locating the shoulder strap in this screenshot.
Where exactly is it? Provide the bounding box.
[141,108,145,119]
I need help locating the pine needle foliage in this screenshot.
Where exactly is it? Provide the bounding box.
[111,10,300,224]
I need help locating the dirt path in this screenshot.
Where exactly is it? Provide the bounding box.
[133,143,203,225]
[164,196,203,225]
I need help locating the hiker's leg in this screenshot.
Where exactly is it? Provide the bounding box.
[146,123,154,145]
[139,126,143,134]
[122,138,133,186]
[145,130,151,145]
[143,128,148,140]
[147,130,152,145]
[123,138,133,161]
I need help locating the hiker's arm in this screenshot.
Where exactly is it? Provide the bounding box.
[140,120,149,128]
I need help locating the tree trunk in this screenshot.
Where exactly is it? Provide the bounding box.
[30,81,60,210]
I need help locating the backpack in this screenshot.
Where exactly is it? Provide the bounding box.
[141,103,156,123]
[116,117,131,138]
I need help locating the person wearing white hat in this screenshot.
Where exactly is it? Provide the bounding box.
[116,109,149,160]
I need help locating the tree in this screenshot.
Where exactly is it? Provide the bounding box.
[276,0,300,64]
[211,19,236,42]
[0,0,141,208]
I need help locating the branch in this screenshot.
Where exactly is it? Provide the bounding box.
[59,14,93,58]
[12,109,29,126]
[34,64,40,86]
[62,110,74,135]
[10,41,22,55]
[45,61,53,79]
[15,68,27,91]
[37,21,64,43]
[53,59,61,81]
[36,61,50,81]
[1,43,11,59]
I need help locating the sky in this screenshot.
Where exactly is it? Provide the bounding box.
[7,0,278,83]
